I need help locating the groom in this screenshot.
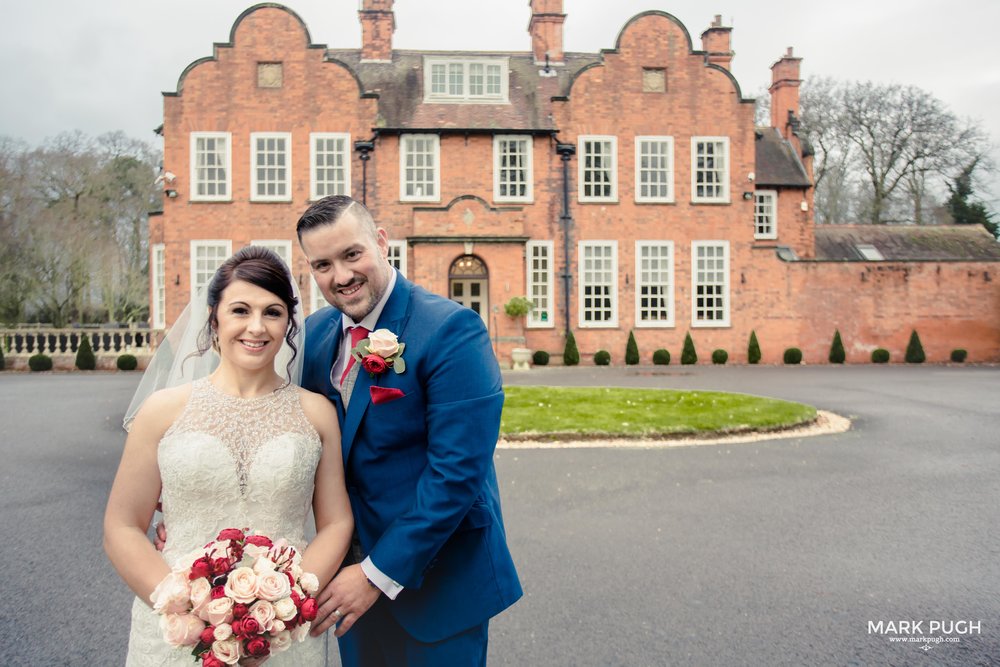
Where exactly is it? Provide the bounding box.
[297,195,521,665]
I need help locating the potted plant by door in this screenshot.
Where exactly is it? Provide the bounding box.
[504,296,533,370]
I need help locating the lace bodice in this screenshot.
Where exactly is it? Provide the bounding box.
[125,377,327,666]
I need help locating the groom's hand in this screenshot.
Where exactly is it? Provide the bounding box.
[311,564,381,638]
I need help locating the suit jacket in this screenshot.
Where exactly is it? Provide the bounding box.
[302,272,522,642]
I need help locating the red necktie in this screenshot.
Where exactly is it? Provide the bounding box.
[340,326,370,385]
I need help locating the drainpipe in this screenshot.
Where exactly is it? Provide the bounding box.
[354,138,376,205]
[555,142,576,338]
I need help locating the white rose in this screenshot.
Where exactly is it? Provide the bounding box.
[212,638,242,665]
[256,570,291,602]
[249,600,276,631]
[298,572,319,596]
[223,566,258,603]
[189,578,212,620]
[213,623,233,641]
[150,571,191,614]
[270,619,286,634]
[159,612,204,647]
[252,555,277,574]
[270,629,292,653]
[290,622,310,642]
[243,544,271,561]
[205,597,234,626]
[367,329,400,357]
[273,597,297,622]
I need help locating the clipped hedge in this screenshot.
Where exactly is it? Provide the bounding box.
[905,330,925,364]
[75,335,97,370]
[747,330,761,365]
[563,331,580,367]
[652,348,671,365]
[950,349,967,363]
[681,333,697,365]
[783,348,803,365]
[625,331,639,365]
[594,350,611,366]
[0,340,5,371]
[29,354,53,372]
[117,354,138,371]
[829,330,845,364]
[872,348,890,364]
[532,350,550,366]
[711,349,728,365]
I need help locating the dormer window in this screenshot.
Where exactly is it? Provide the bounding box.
[424,57,508,103]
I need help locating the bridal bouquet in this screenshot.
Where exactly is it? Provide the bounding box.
[150,528,320,665]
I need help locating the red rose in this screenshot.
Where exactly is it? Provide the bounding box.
[201,654,224,667]
[199,626,216,645]
[245,636,271,658]
[189,557,213,580]
[212,558,231,576]
[285,571,296,588]
[240,617,261,637]
[361,354,389,375]
[232,603,249,620]
[290,591,302,607]
[216,528,245,541]
[244,534,273,548]
[300,598,318,622]
[230,619,242,636]
[210,585,227,600]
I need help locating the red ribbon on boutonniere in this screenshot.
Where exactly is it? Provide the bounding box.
[351,328,406,378]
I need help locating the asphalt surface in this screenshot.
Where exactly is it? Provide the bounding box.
[1,365,998,666]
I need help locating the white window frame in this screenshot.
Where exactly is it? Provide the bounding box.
[493,135,533,203]
[691,240,730,328]
[635,136,674,203]
[250,132,292,202]
[310,132,351,200]
[190,240,233,295]
[400,134,440,202]
[190,132,232,202]
[578,240,618,328]
[424,57,509,103]
[691,137,730,203]
[526,240,554,329]
[251,240,293,270]
[856,244,885,261]
[387,240,407,277]
[754,190,778,240]
[578,136,618,202]
[151,244,166,329]
[309,276,328,314]
[634,241,675,328]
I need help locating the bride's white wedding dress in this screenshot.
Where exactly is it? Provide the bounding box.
[125,377,328,666]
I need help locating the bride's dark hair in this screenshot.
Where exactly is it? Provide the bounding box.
[197,246,301,375]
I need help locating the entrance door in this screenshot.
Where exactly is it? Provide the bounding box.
[449,255,489,328]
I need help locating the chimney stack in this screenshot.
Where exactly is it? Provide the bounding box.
[359,0,394,62]
[528,0,565,65]
[700,15,733,70]
[769,47,802,139]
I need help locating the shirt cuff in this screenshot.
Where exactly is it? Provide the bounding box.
[360,557,404,600]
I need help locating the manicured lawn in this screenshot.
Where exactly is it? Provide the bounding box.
[500,386,817,439]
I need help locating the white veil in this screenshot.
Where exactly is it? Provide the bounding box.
[123,272,305,431]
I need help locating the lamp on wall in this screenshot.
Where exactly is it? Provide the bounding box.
[742,191,754,200]
[165,189,178,198]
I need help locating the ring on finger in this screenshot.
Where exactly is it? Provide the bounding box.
[332,609,343,619]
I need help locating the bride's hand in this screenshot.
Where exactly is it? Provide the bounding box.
[154,520,167,552]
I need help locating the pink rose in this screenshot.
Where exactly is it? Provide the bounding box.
[216,528,245,542]
[245,636,271,658]
[270,619,286,633]
[205,597,234,626]
[249,600,276,631]
[367,329,400,357]
[362,354,389,375]
[190,578,212,619]
[298,572,319,596]
[270,629,292,653]
[151,571,191,614]
[223,566,258,603]
[256,571,291,602]
[201,653,225,667]
[211,638,241,665]
[273,597,297,622]
[213,623,233,641]
[160,612,205,647]
[300,598,318,622]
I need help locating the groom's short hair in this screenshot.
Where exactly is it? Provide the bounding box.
[296,195,378,243]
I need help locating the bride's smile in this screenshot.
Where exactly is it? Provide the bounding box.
[214,279,289,370]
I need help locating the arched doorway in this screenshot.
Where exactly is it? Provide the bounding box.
[449,254,489,328]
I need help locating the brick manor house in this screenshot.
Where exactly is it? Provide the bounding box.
[149,1,1000,364]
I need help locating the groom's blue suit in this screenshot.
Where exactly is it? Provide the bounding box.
[301,271,522,656]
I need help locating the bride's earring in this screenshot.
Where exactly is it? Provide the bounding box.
[211,329,220,352]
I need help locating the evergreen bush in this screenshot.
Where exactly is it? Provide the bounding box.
[532,350,550,366]
[75,335,97,370]
[681,333,697,365]
[711,349,728,365]
[783,347,803,365]
[0,340,5,371]
[29,354,53,372]
[652,349,671,365]
[871,348,890,363]
[117,354,138,371]
[594,350,611,366]
[625,331,639,365]
[950,349,967,363]
[563,331,580,366]
[905,330,925,363]
[829,329,846,364]
[747,330,761,365]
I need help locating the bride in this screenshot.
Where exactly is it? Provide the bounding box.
[104,246,353,665]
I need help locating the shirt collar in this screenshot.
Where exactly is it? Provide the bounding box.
[341,268,397,335]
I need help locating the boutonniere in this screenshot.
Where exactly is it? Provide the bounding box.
[352,328,406,377]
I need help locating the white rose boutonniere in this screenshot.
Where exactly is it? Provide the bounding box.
[352,328,406,376]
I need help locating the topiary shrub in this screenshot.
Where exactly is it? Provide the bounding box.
[625,330,639,365]
[747,330,761,365]
[681,333,697,365]
[117,354,138,371]
[783,347,803,365]
[532,350,550,366]
[950,348,967,363]
[75,334,97,370]
[711,349,728,365]
[829,329,845,364]
[563,330,580,366]
[0,340,5,371]
[503,296,532,318]
[905,330,925,364]
[871,348,890,364]
[652,348,670,365]
[29,354,53,372]
[593,350,611,366]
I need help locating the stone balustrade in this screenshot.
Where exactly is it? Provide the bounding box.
[0,327,160,358]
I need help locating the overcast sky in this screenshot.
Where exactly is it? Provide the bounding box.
[3,0,998,203]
